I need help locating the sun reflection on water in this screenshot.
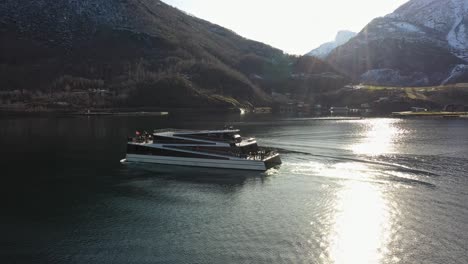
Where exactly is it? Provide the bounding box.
[292,160,396,263]
[329,181,391,264]
[352,119,405,156]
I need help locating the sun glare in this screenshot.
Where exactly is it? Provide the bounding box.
[329,181,392,264]
[163,0,409,54]
[351,119,405,156]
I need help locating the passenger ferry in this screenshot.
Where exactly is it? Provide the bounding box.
[121,128,281,171]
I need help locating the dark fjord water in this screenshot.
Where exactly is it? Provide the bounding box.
[1,115,467,264]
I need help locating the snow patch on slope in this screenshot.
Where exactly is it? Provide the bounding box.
[391,21,423,33]
[447,0,468,60]
[441,64,468,84]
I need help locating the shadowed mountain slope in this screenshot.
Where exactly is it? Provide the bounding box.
[0,0,348,110]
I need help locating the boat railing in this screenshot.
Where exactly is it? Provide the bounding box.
[246,149,277,161]
[165,146,277,161]
[129,134,153,144]
[203,148,277,161]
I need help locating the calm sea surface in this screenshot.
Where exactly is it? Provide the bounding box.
[0,115,467,264]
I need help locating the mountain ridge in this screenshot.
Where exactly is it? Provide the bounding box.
[326,0,468,86]
[307,30,356,58]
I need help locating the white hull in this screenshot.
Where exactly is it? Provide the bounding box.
[124,154,280,171]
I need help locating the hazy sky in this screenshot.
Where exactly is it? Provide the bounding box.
[163,0,409,55]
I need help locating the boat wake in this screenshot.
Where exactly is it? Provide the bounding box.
[276,147,437,188]
[276,148,438,177]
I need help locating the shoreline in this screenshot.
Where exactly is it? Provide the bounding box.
[391,111,468,118]
[0,106,243,117]
[2,107,468,119]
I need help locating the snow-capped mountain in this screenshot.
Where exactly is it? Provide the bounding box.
[327,0,468,86]
[390,0,468,60]
[306,30,356,58]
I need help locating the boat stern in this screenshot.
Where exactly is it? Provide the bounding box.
[263,153,282,170]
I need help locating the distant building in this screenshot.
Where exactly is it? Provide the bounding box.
[330,106,349,116]
[296,102,310,116]
[253,107,272,114]
[313,104,323,116]
[411,107,427,112]
[362,108,373,116]
[279,103,296,115]
[360,103,370,108]
[348,108,361,116]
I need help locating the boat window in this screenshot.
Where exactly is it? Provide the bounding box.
[240,143,258,154]
[127,144,229,159]
[181,133,233,142]
[233,134,242,143]
[153,135,215,145]
[171,146,233,156]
